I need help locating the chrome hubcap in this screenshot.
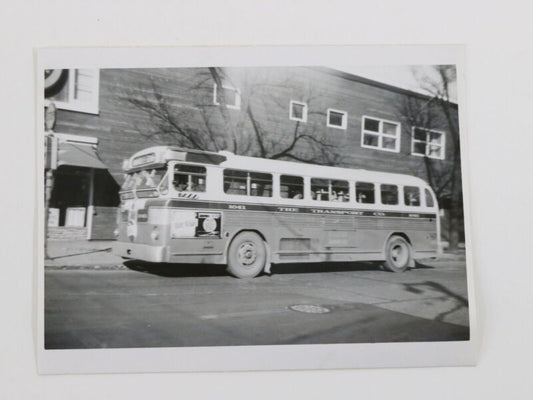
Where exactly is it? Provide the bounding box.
[391,243,408,266]
[237,242,257,266]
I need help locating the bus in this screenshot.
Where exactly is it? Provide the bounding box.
[113,146,441,278]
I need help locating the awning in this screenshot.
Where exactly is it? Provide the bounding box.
[57,142,108,169]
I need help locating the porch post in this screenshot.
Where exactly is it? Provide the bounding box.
[86,168,95,240]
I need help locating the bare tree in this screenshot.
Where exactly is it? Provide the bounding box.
[397,66,462,250]
[122,67,341,166]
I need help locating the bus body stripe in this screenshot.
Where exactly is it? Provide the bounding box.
[146,199,437,219]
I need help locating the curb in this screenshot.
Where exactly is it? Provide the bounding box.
[45,263,127,271]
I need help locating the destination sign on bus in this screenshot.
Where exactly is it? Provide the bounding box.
[132,152,156,167]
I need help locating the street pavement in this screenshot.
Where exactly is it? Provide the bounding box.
[44,241,470,349]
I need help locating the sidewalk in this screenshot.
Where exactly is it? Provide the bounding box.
[45,239,124,269]
[44,239,466,269]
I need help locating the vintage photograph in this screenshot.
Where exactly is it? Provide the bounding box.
[39,47,473,371]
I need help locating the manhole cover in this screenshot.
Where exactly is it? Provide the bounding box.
[289,304,331,314]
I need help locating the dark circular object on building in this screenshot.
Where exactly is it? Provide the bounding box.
[44,69,68,97]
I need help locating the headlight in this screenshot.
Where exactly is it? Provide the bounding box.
[113,228,119,238]
[150,227,159,241]
[136,189,158,198]
[120,191,135,200]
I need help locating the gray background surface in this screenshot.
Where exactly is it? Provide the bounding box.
[2,0,532,399]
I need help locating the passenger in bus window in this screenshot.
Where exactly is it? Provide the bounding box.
[406,192,418,206]
[404,186,421,206]
[356,182,375,203]
[292,192,303,199]
[337,190,347,202]
[173,176,189,191]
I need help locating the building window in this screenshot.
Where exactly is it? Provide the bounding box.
[213,83,241,110]
[44,69,100,114]
[361,116,401,152]
[412,127,445,160]
[289,101,307,122]
[327,108,348,130]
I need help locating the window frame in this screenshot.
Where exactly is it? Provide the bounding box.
[355,181,376,204]
[380,183,399,205]
[326,108,348,130]
[310,177,349,202]
[424,188,436,208]
[411,127,446,160]
[361,115,401,153]
[172,163,207,193]
[223,169,273,197]
[289,100,308,122]
[279,174,305,200]
[45,69,100,115]
[403,185,421,207]
[213,83,241,110]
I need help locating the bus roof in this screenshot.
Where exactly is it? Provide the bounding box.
[218,152,429,187]
[127,146,429,187]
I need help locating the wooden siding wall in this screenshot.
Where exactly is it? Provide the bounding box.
[52,67,459,188]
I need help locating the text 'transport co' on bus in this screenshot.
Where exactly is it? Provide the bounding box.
[112,146,441,278]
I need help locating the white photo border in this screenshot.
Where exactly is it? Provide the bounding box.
[36,45,477,374]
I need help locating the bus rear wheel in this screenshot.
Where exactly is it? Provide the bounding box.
[227,232,267,279]
[383,235,412,273]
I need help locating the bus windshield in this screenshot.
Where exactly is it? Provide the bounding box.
[121,167,168,191]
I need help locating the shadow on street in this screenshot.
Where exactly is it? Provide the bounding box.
[124,260,227,277]
[403,280,469,323]
[123,259,432,278]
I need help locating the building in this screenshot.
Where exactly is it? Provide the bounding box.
[43,66,461,242]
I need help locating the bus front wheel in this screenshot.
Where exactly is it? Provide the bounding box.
[383,235,413,273]
[227,232,267,279]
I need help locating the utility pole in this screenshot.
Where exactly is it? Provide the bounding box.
[44,101,57,259]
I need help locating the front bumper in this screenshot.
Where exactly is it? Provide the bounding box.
[112,241,169,263]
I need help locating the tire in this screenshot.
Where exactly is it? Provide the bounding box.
[226,232,267,279]
[382,235,413,273]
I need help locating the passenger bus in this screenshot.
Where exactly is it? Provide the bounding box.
[113,146,441,278]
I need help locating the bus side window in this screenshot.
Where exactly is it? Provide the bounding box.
[173,164,206,192]
[223,169,247,195]
[404,186,421,206]
[425,188,435,207]
[332,180,349,202]
[356,182,375,203]
[224,170,272,197]
[250,172,272,197]
[311,178,329,201]
[280,175,304,199]
[381,184,398,205]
